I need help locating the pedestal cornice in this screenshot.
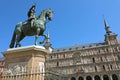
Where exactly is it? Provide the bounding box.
[2,45,49,55]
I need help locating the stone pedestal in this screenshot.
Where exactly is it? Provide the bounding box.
[2,45,49,80]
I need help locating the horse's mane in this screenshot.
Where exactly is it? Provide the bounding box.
[38,9,52,18]
[37,10,46,19]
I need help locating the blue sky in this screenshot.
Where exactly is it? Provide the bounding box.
[0,0,120,57]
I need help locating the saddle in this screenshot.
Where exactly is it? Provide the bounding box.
[23,19,35,28]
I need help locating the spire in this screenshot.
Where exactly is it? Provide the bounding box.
[45,32,51,46]
[103,17,118,44]
[44,31,52,53]
[103,17,112,35]
[46,31,50,43]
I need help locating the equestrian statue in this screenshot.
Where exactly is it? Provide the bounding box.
[9,4,53,48]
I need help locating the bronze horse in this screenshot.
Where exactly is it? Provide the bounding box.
[9,9,53,48]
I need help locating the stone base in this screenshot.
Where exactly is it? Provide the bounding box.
[2,45,49,80]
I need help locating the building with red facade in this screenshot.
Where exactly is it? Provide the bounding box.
[45,20,120,80]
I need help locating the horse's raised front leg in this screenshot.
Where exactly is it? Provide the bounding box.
[35,28,40,45]
[39,34,47,44]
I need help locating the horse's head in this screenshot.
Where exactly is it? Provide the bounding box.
[45,9,53,21]
[38,9,53,22]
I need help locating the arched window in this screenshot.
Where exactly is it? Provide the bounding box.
[86,76,92,80]
[103,75,109,80]
[112,74,118,80]
[71,77,76,80]
[78,76,84,80]
[94,75,101,80]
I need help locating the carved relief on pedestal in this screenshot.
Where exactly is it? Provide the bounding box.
[3,62,27,75]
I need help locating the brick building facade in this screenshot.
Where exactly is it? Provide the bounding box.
[45,20,120,80]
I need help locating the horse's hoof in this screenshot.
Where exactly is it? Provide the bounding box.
[39,42,43,44]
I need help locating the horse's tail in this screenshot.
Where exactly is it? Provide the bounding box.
[9,30,16,48]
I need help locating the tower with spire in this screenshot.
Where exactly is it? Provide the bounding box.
[44,31,52,53]
[104,18,119,45]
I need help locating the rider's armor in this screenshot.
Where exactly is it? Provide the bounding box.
[27,4,36,27]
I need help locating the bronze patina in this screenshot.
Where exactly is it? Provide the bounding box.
[9,8,53,48]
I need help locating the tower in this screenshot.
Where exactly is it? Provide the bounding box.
[44,31,52,53]
[104,19,119,45]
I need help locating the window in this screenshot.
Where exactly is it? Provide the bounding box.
[110,64,113,70]
[92,57,95,63]
[95,66,97,72]
[50,55,52,59]
[117,55,120,61]
[97,49,101,54]
[103,65,105,70]
[100,57,103,62]
[107,56,113,61]
[90,50,94,55]
[57,61,59,67]
[105,48,109,53]
[114,47,118,52]
[63,54,65,58]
